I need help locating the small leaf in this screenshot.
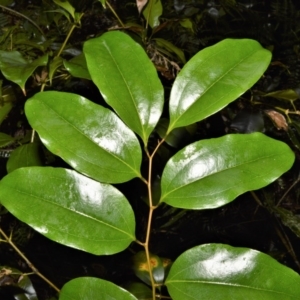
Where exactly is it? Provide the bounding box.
[143,0,163,28]
[154,38,186,63]
[0,167,136,255]
[262,89,299,101]
[160,133,295,209]
[25,91,142,183]
[0,132,15,147]
[166,244,300,300]
[6,143,43,173]
[167,39,271,133]
[53,0,75,19]
[84,31,164,144]
[0,51,48,94]
[64,53,91,80]
[60,277,138,300]
[132,251,164,285]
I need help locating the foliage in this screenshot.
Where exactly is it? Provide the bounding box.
[0,1,300,299]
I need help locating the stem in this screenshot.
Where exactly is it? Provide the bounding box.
[0,227,60,293]
[106,1,125,28]
[144,138,165,300]
[55,13,84,58]
[0,4,44,36]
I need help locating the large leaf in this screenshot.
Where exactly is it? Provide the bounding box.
[167,39,271,133]
[0,51,48,94]
[0,167,136,255]
[165,244,300,300]
[160,133,294,209]
[25,91,142,183]
[84,31,164,144]
[59,277,137,300]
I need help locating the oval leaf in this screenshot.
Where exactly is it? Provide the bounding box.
[0,51,48,94]
[60,277,137,300]
[167,39,271,133]
[84,31,164,144]
[25,91,142,183]
[160,133,295,209]
[0,167,136,255]
[165,244,300,300]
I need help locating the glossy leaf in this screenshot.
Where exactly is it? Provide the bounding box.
[160,133,295,209]
[165,243,300,300]
[84,31,164,144]
[167,39,271,133]
[6,143,43,173]
[143,0,163,28]
[64,53,91,80]
[60,277,137,300]
[25,91,142,183]
[0,167,136,255]
[0,51,48,94]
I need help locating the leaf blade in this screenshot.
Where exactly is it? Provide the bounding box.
[25,91,142,183]
[0,167,136,255]
[160,133,295,209]
[84,31,164,144]
[60,277,138,300]
[165,244,300,300]
[168,39,271,132]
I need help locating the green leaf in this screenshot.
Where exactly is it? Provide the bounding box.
[84,31,164,145]
[0,51,48,94]
[143,0,163,28]
[154,38,186,63]
[60,277,138,300]
[167,39,271,133]
[160,133,295,209]
[53,0,75,19]
[25,91,142,183]
[0,132,15,147]
[262,89,299,101]
[64,53,91,80]
[0,167,136,255]
[165,244,300,300]
[6,143,43,173]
